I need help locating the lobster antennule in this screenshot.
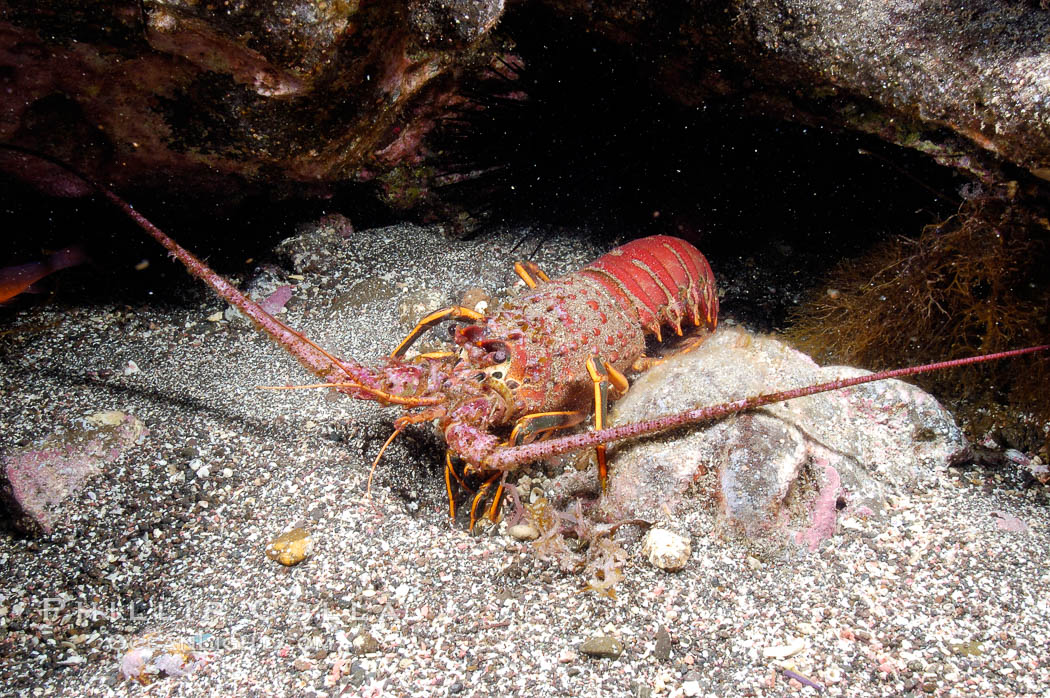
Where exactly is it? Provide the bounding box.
[257,381,444,407]
[481,343,1050,471]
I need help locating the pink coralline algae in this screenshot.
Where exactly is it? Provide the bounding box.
[796,463,842,552]
[119,635,212,685]
[2,411,147,534]
[259,285,295,315]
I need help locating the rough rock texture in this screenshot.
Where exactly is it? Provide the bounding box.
[739,0,1050,180]
[2,0,1048,214]
[598,328,971,547]
[1,410,147,534]
[0,0,506,197]
[543,0,1050,183]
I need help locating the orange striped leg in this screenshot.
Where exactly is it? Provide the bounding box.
[444,451,473,521]
[469,472,503,531]
[509,411,587,446]
[585,357,629,491]
[391,306,484,358]
[513,261,550,289]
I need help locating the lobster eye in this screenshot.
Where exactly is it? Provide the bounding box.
[480,340,507,362]
[455,325,486,345]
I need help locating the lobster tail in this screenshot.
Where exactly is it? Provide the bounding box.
[580,235,718,338]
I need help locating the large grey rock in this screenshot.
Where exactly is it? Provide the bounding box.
[598,328,970,548]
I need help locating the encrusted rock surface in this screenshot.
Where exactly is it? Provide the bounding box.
[599,327,971,547]
[2,0,1047,214]
[1,410,147,534]
[0,0,506,197]
[543,0,1050,183]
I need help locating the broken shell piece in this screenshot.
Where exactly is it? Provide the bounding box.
[641,528,691,571]
[762,637,806,660]
[120,637,210,684]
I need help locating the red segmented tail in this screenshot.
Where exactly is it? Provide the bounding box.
[580,235,719,339]
[659,237,719,327]
[582,252,664,335]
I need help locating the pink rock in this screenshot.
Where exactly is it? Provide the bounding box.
[796,464,842,551]
[991,511,1028,533]
[259,285,294,314]
[2,411,146,534]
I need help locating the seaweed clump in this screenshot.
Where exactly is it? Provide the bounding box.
[787,188,1050,450]
[520,494,629,598]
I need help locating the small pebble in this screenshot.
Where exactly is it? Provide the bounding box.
[653,626,672,661]
[352,632,380,655]
[641,528,691,571]
[265,527,313,566]
[508,523,539,541]
[762,637,805,659]
[579,635,624,659]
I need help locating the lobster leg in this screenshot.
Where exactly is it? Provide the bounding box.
[450,411,588,527]
[367,407,447,497]
[632,330,713,371]
[391,306,485,358]
[485,475,507,524]
[411,351,457,362]
[586,357,629,490]
[444,451,472,520]
[469,472,504,530]
[509,411,588,445]
[513,261,551,289]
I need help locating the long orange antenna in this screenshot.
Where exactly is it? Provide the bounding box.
[0,144,384,391]
[484,344,1050,470]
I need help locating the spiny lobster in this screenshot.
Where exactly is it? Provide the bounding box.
[8,147,1050,529]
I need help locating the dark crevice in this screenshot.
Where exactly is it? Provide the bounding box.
[3,5,967,320]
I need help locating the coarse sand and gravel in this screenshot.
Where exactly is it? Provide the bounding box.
[1,222,1048,697]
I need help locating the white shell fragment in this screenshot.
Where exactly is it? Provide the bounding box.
[508,523,540,541]
[762,637,806,660]
[641,528,691,571]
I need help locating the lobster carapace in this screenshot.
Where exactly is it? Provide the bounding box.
[383,235,720,522]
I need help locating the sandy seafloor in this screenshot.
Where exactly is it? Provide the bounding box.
[0,221,1048,697]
